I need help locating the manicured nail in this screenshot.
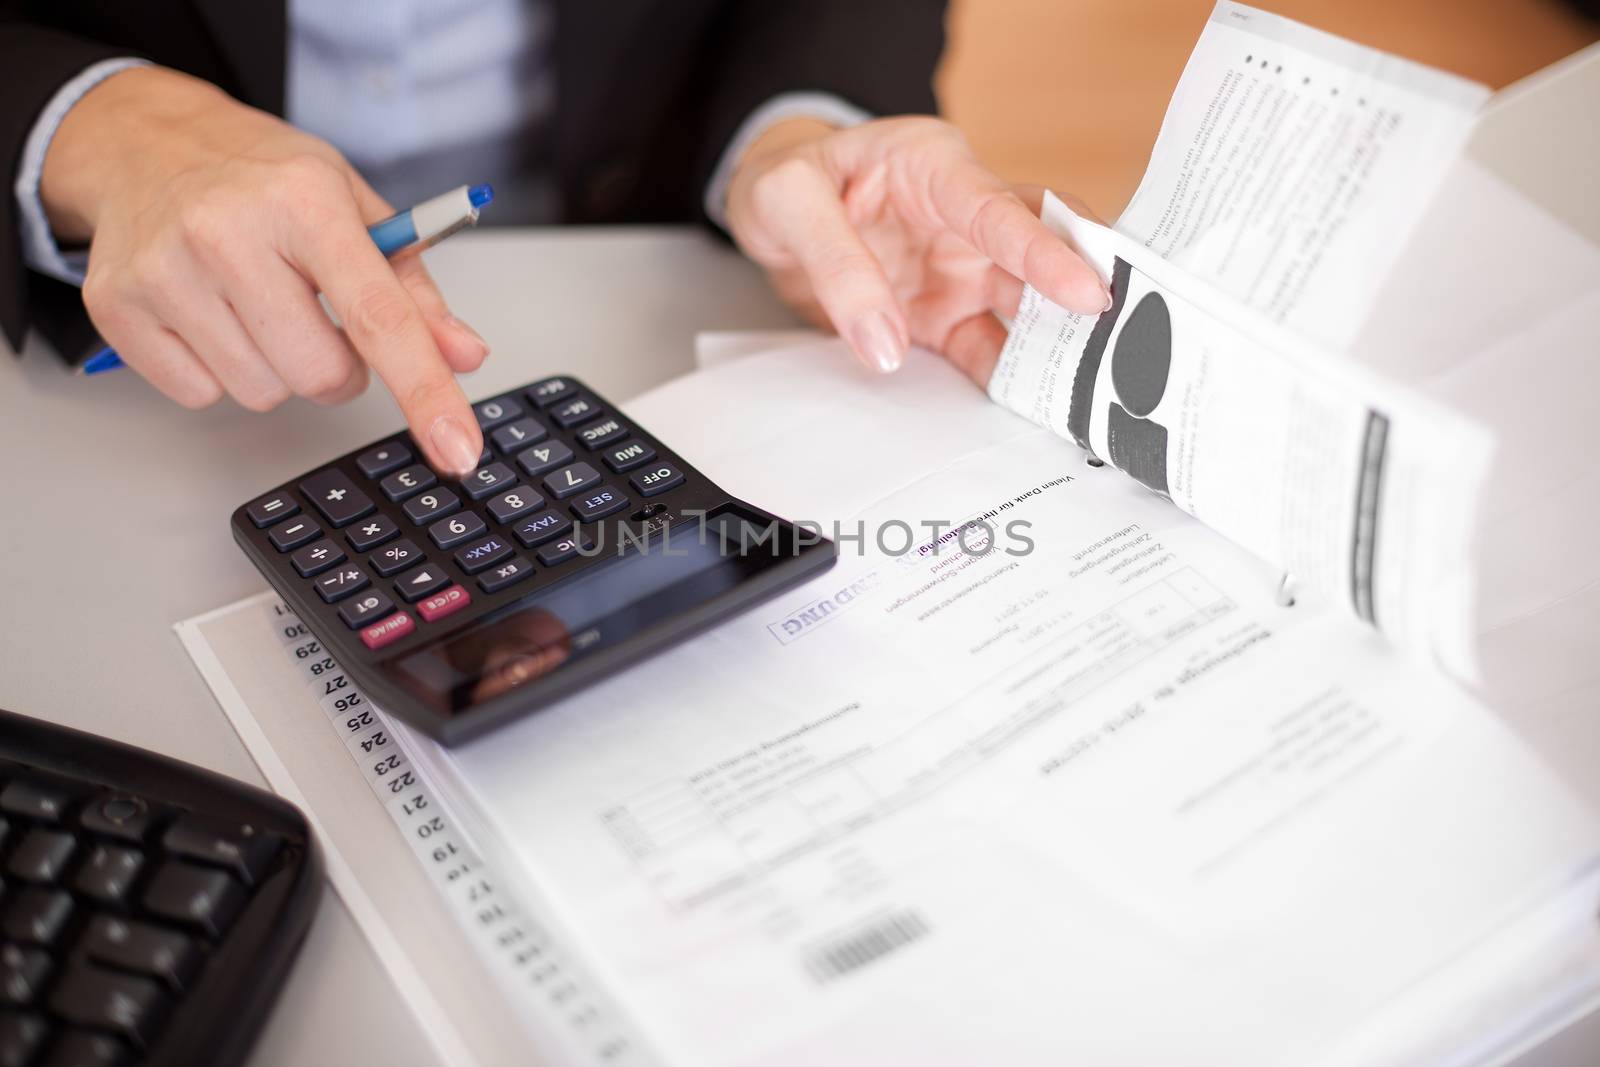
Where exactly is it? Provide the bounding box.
[429,415,480,475]
[850,311,905,373]
[447,315,488,354]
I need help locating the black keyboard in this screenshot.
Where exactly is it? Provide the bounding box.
[0,709,321,1067]
[232,374,836,744]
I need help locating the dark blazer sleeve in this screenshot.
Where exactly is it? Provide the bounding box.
[690,0,947,224]
[0,18,138,352]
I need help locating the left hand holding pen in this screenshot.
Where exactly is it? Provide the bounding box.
[724,115,1111,386]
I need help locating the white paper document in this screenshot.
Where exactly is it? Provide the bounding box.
[401,339,1600,1067]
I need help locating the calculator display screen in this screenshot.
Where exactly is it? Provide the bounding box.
[385,507,808,716]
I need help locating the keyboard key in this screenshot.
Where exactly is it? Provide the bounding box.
[143,863,245,938]
[477,556,534,593]
[380,464,436,501]
[299,468,375,528]
[313,565,371,604]
[417,585,472,623]
[526,376,576,407]
[163,814,281,886]
[82,916,201,991]
[338,591,395,629]
[370,538,424,577]
[403,488,460,525]
[356,441,412,479]
[515,440,574,478]
[428,510,486,550]
[395,564,450,602]
[1,944,50,1005]
[536,533,588,567]
[491,416,548,453]
[571,486,629,522]
[49,965,168,1047]
[245,492,298,528]
[630,462,685,497]
[267,517,320,552]
[1,777,76,822]
[290,538,345,577]
[79,796,153,843]
[454,534,514,574]
[577,417,629,451]
[550,395,602,428]
[512,511,572,547]
[462,462,517,501]
[359,611,414,651]
[601,440,656,473]
[346,514,400,552]
[473,396,523,430]
[0,1012,47,1065]
[3,888,73,945]
[72,844,143,903]
[543,462,602,499]
[486,485,542,524]
[39,1030,127,1067]
[7,830,75,882]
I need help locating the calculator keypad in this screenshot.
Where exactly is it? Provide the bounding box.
[240,376,702,662]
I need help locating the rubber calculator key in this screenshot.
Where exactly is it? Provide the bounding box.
[245,492,298,528]
[8,830,75,882]
[491,416,548,453]
[403,488,460,525]
[428,510,487,549]
[371,538,425,577]
[631,462,686,497]
[290,538,345,577]
[82,915,201,990]
[477,556,534,593]
[535,533,587,567]
[602,440,656,473]
[550,395,602,428]
[49,965,169,1046]
[543,462,601,499]
[339,591,395,629]
[513,511,572,547]
[571,486,629,522]
[1,944,50,1005]
[473,396,523,430]
[72,844,143,903]
[356,441,412,479]
[576,416,628,451]
[380,464,436,501]
[486,485,542,524]
[454,534,514,574]
[515,440,575,478]
[394,564,450,602]
[267,517,320,552]
[313,565,371,603]
[299,469,375,527]
[143,863,245,938]
[462,462,517,500]
[526,376,575,407]
[163,814,281,886]
[4,889,73,945]
[1,778,76,822]
[347,514,400,552]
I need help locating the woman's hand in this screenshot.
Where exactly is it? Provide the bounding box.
[41,66,488,473]
[725,115,1109,385]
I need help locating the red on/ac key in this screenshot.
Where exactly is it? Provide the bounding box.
[417,584,472,623]
[360,612,414,651]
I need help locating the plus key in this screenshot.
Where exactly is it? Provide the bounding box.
[300,468,376,528]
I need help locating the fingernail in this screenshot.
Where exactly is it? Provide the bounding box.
[429,415,480,475]
[1098,286,1114,314]
[447,315,488,354]
[849,311,905,373]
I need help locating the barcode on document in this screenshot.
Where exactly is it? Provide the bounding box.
[803,911,930,982]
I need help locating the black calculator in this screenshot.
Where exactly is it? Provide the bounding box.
[232,376,836,745]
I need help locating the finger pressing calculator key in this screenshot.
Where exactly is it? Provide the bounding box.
[230,373,838,745]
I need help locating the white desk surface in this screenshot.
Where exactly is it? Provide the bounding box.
[1,225,1594,1067]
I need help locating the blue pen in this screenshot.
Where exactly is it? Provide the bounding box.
[81,183,494,375]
